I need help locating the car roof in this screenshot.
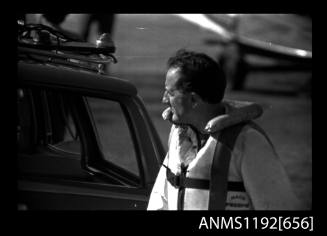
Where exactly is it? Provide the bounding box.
[18,61,137,96]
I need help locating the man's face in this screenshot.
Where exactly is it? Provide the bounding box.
[162,67,193,124]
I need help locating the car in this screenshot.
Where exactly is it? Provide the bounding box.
[17,21,165,210]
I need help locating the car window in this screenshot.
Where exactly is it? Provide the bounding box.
[17,88,36,154]
[17,88,81,156]
[45,90,81,155]
[86,97,139,176]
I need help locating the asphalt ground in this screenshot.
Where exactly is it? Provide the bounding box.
[106,14,312,209]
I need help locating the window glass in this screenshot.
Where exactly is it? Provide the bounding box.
[46,91,81,155]
[17,88,36,153]
[17,87,89,181]
[17,88,81,156]
[86,97,139,176]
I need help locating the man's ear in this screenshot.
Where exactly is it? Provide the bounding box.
[190,92,201,108]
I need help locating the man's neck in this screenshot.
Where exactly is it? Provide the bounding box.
[192,103,225,134]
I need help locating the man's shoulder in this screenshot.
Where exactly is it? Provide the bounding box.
[240,122,270,140]
[228,121,268,143]
[235,121,277,155]
[210,121,266,149]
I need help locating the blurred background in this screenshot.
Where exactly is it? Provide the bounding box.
[23,14,312,209]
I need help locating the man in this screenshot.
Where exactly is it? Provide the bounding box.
[147,49,302,210]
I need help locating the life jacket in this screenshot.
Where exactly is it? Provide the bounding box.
[210,121,276,210]
[164,122,247,210]
[148,100,302,210]
[161,100,268,210]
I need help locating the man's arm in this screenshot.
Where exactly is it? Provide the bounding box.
[239,126,304,210]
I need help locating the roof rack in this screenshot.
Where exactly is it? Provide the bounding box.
[17,20,117,74]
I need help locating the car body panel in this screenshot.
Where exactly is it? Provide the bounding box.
[18,61,137,96]
[18,50,165,210]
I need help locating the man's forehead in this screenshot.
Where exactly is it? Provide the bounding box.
[165,67,183,89]
[167,67,181,76]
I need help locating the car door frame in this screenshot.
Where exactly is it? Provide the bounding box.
[18,63,165,210]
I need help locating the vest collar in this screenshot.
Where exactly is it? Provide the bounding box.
[204,100,263,134]
[162,100,263,134]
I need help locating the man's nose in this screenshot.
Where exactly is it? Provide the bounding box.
[162,91,169,104]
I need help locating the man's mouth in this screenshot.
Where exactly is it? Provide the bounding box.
[162,106,188,127]
[162,107,173,121]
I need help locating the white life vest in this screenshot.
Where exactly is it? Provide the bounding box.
[147,100,302,210]
[164,123,253,210]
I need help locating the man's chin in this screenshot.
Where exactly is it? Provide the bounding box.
[171,116,187,126]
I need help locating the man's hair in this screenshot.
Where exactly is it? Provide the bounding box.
[167,49,226,104]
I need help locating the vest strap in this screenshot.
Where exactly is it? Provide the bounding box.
[165,165,246,192]
[165,165,210,189]
[208,122,248,210]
